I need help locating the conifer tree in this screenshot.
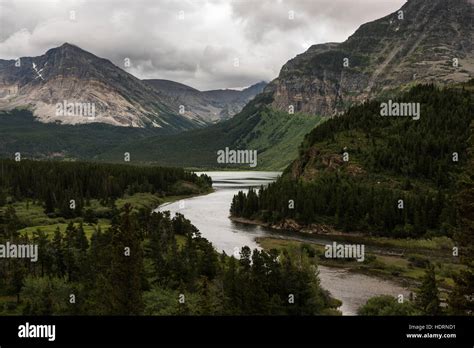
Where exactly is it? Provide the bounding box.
[416,264,441,315]
[107,204,144,315]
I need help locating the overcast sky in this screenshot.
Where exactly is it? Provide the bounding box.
[0,0,405,90]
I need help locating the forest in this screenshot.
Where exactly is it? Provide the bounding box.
[0,203,340,315]
[0,159,342,315]
[0,83,472,316]
[0,159,211,219]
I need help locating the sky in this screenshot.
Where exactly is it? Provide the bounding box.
[0,0,406,90]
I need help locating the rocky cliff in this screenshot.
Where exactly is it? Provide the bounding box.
[267,0,473,117]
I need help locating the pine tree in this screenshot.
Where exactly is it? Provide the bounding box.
[32,229,52,277]
[75,222,89,251]
[51,227,65,277]
[416,264,441,315]
[63,222,79,281]
[197,277,212,315]
[3,205,21,239]
[107,204,144,315]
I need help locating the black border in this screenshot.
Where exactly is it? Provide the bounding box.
[0,316,472,346]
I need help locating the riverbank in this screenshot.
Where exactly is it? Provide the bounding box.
[230,216,454,253]
[14,185,215,240]
[230,217,462,296]
[157,187,215,207]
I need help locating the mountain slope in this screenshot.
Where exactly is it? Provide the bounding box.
[0,43,196,130]
[144,79,266,124]
[97,91,324,170]
[0,108,166,160]
[268,0,473,116]
[2,0,472,167]
[230,81,474,237]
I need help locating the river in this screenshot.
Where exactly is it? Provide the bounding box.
[157,171,409,315]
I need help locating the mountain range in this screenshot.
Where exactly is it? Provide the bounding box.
[0,0,472,169]
[0,44,265,130]
[97,0,474,169]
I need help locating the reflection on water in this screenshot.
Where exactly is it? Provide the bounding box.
[156,171,409,315]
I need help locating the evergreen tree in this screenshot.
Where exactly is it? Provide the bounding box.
[107,204,144,315]
[51,227,66,277]
[32,229,53,277]
[416,264,441,315]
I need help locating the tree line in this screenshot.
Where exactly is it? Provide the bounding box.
[231,174,455,238]
[0,159,212,217]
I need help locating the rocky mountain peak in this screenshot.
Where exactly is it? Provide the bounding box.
[0,44,195,129]
[268,0,473,116]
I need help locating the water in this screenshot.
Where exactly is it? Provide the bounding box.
[157,171,409,315]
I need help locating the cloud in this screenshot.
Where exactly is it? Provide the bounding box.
[0,0,405,90]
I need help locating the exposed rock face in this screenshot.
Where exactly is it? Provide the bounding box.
[0,43,196,130]
[266,0,474,117]
[144,79,266,125]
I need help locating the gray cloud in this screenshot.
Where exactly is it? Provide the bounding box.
[0,0,405,90]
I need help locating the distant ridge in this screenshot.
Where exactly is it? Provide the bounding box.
[0,43,266,129]
[144,79,267,124]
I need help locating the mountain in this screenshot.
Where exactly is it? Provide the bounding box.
[144,79,267,124]
[268,0,473,116]
[2,0,472,167]
[0,43,197,130]
[100,0,473,169]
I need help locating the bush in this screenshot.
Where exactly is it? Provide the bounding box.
[83,208,98,224]
[300,243,316,258]
[408,255,430,268]
[358,295,418,315]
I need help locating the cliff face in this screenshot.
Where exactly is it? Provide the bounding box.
[267,0,474,117]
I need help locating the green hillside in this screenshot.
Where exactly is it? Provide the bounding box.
[0,109,165,160]
[97,93,324,170]
[230,81,474,315]
[231,82,474,238]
